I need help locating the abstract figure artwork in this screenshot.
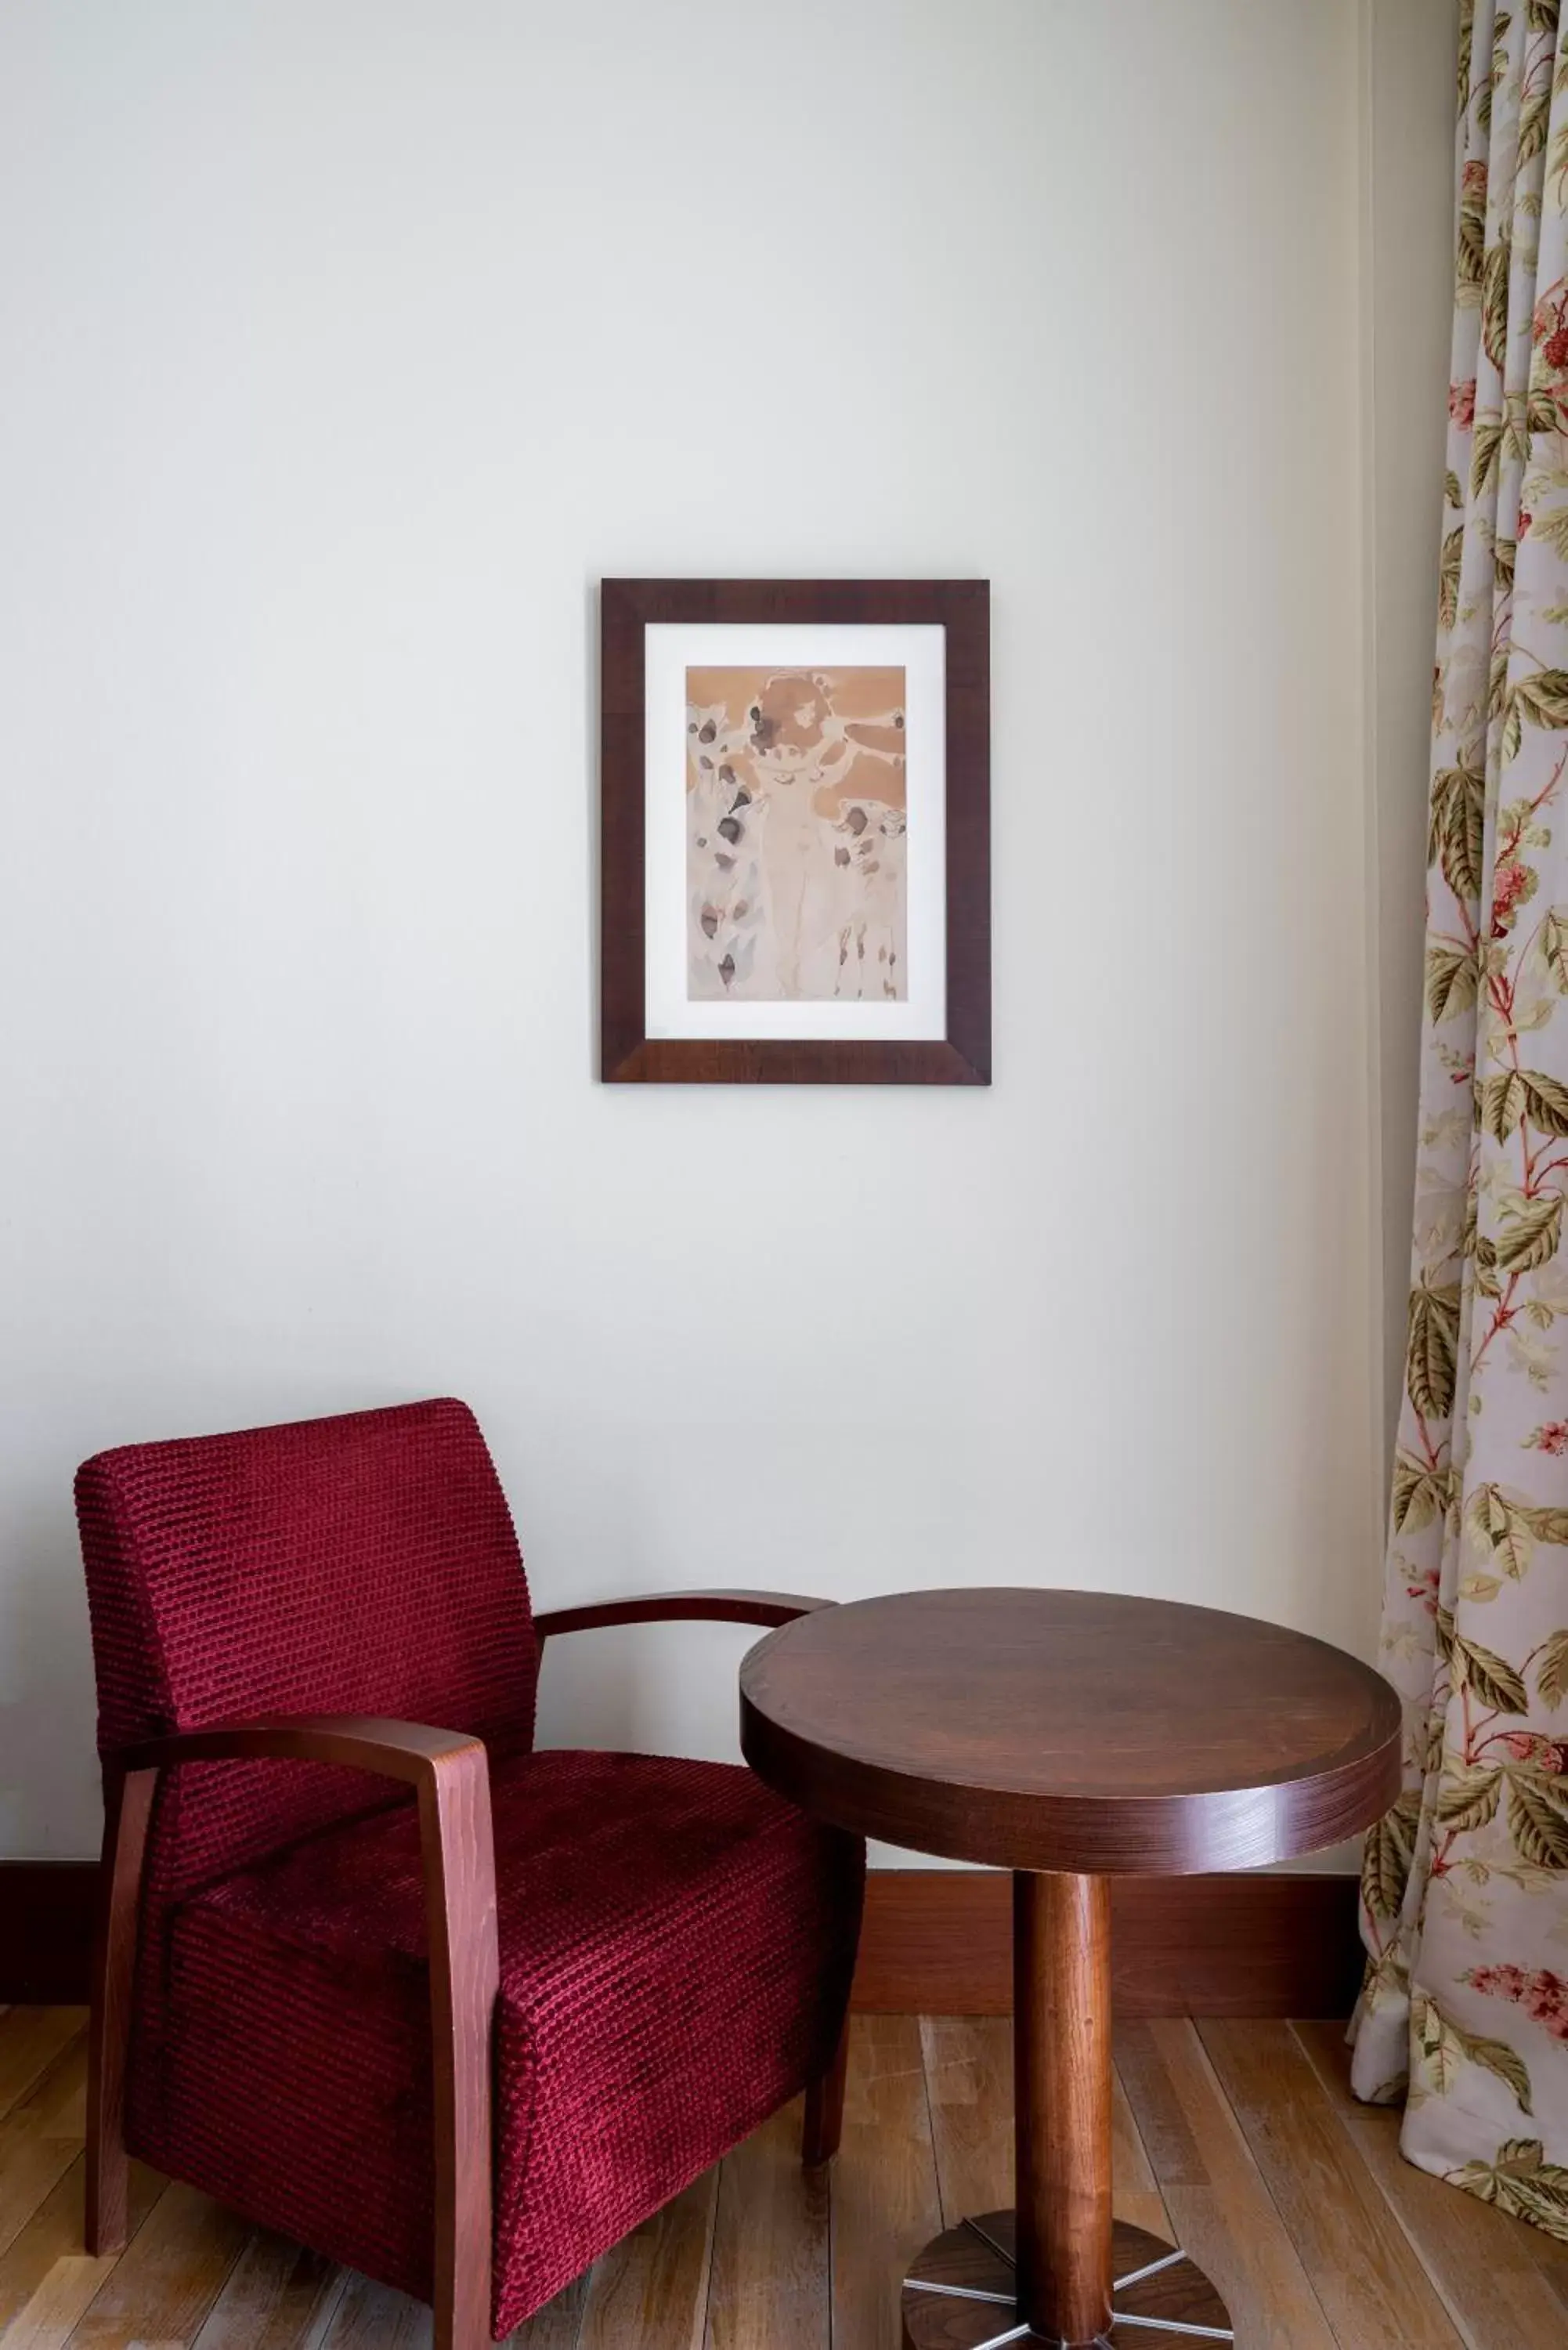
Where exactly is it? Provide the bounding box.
[600,578,990,1086]
[685,666,908,1003]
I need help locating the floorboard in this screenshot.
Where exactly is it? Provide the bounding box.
[919,2013,1171,2241]
[0,2042,93,2268]
[0,2016,86,2130]
[1290,2017,1568,2350]
[502,2265,589,2350]
[829,2015,941,2350]
[190,2232,345,2350]
[919,2012,1011,2222]
[0,2002,1564,2346]
[575,2170,713,2350]
[1118,2016,1339,2347]
[705,2100,827,2350]
[2,2161,150,2339]
[67,2181,248,2350]
[316,2275,428,2350]
[1198,2017,1462,2349]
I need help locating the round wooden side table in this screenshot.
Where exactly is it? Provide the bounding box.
[739,1588,1402,2350]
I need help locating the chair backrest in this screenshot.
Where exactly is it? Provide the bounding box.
[76,1396,539,1890]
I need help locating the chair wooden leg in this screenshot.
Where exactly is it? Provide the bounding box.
[421,1747,500,2350]
[86,1764,157,2255]
[802,2013,851,2167]
[435,2269,491,2350]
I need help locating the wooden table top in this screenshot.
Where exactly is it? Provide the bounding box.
[739,1587,1404,1874]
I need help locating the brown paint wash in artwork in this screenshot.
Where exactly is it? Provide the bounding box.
[685,665,907,1000]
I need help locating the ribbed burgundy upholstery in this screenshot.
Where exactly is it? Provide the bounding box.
[75,1399,864,2335]
[161,1748,862,2328]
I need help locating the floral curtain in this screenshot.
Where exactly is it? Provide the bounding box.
[1351,0,1568,2235]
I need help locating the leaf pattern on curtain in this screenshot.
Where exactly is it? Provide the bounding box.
[1351,0,1568,2236]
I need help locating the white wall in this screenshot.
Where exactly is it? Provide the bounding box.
[0,0,1447,1861]
[1364,0,1461,1456]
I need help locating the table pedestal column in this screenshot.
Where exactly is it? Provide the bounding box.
[900,1872,1234,2348]
[1014,1871,1112,2345]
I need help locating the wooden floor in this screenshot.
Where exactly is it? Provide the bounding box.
[4,2006,1568,2348]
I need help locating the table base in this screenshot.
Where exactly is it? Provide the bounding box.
[901,2211,1232,2348]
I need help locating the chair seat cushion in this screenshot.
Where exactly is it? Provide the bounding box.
[148,1748,862,2331]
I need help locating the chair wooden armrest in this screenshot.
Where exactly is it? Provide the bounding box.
[91,1713,498,2350]
[533,1589,831,1640]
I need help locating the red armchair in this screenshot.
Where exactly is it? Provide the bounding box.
[75,1397,865,2348]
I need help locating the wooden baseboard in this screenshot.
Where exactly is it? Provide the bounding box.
[2,1862,98,2003]
[849,1867,1361,2016]
[1,1860,1362,2016]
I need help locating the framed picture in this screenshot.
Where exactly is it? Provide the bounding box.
[600,578,990,1084]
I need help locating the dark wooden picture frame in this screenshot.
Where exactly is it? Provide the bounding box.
[600,578,990,1084]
